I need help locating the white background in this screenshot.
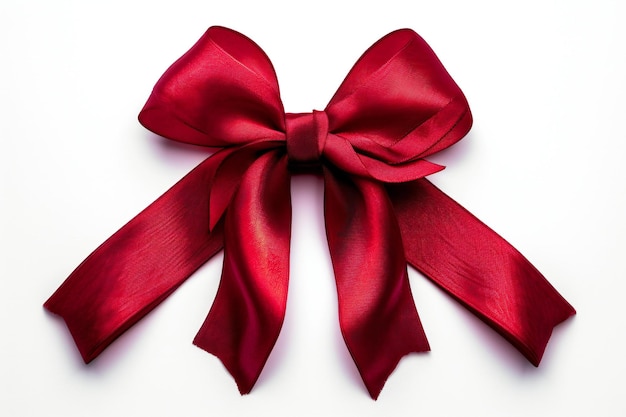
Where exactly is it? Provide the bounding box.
[1,1,624,416]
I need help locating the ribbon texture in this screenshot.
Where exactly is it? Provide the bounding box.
[45,27,575,399]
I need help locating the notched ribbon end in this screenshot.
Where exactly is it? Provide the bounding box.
[483,287,576,368]
[43,299,103,365]
[192,336,259,396]
[367,346,431,400]
[526,302,577,367]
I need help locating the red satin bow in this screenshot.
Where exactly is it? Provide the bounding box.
[44,27,575,399]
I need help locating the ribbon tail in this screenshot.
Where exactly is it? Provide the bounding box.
[323,169,430,400]
[387,178,576,366]
[193,151,291,395]
[44,156,225,363]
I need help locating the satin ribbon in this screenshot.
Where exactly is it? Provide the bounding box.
[44,27,575,399]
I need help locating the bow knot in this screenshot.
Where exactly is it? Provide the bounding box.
[44,26,575,401]
[285,110,328,169]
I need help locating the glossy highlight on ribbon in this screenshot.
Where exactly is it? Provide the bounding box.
[44,27,575,399]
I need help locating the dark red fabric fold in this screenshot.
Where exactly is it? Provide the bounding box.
[193,150,291,394]
[45,26,575,399]
[324,168,429,399]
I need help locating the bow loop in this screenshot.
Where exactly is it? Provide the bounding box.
[139,26,285,147]
[324,29,472,172]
